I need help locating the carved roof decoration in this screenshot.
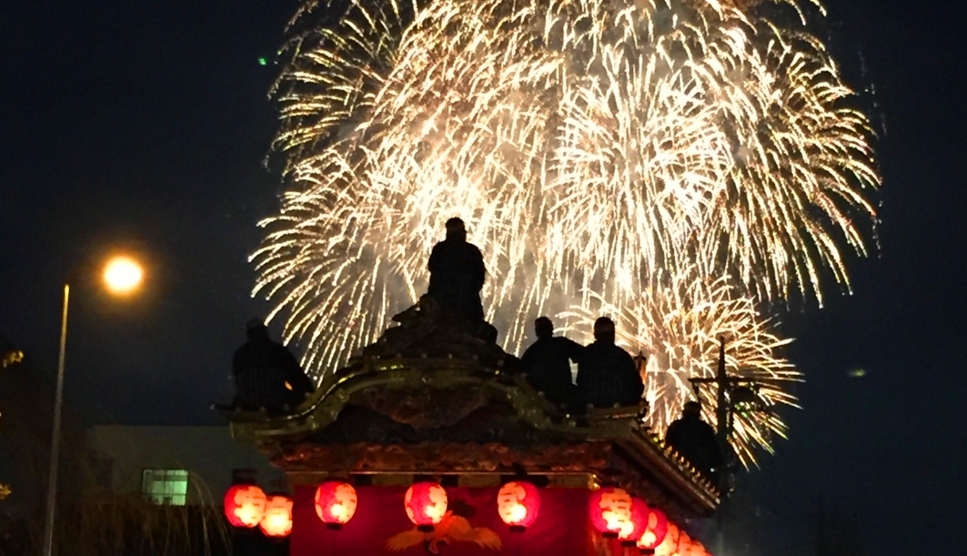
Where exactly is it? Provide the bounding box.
[228,297,720,520]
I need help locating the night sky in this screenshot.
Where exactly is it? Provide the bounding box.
[2,1,964,554]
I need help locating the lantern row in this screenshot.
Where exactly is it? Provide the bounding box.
[223,484,293,538]
[589,486,709,555]
[224,481,710,555]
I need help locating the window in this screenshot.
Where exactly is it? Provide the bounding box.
[142,469,189,505]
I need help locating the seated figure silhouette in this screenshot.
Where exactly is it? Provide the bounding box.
[520,317,584,410]
[576,317,644,407]
[665,401,723,482]
[232,319,315,413]
[427,217,486,324]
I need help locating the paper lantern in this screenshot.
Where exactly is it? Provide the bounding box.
[619,497,650,546]
[315,481,358,529]
[497,481,541,531]
[223,484,267,528]
[654,522,680,556]
[675,532,693,556]
[588,487,633,538]
[404,482,448,531]
[636,507,669,552]
[687,540,708,556]
[259,494,294,538]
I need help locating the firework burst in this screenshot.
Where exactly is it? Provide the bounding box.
[563,267,799,465]
[252,0,879,462]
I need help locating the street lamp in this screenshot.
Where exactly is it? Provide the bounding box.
[102,256,143,295]
[41,255,143,556]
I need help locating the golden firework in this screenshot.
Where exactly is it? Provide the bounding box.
[563,266,800,466]
[253,0,879,462]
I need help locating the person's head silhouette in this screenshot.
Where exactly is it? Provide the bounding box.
[534,316,554,339]
[593,317,616,344]
[682,400,702,419]
[444,217,467,242]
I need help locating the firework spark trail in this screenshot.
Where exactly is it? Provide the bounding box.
[252,0,879,461]
[563,268,799,465]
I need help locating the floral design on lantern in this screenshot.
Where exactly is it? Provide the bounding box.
[315,481,358,529]
[404,482,448,531]
[496,481,541,531]
[637,507,669,552]
[259,494,294,538]
[588,487,633,538]
[223,484,267,528]
[619,497,650,546]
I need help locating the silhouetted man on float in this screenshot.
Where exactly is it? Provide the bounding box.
[576,317,644,407]
[665,401,723,482]
[520,317,584,409]
[427,217,486,325]
[232,319,314,413]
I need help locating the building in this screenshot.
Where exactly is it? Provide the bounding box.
[86,425,278,506]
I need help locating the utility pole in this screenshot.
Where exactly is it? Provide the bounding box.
[690,337,769,556]
[689,337,741,494]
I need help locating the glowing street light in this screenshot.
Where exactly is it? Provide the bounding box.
[102,256,143,295]
[42,254,144,556]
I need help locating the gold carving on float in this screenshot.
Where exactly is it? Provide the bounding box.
[386,513,502,553]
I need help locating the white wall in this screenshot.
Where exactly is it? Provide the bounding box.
[85,425,281,505]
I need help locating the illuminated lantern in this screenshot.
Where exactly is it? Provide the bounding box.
[688,540,708,556]
[588,486,633,538]
[497,481,541,531]
[619,497,650,546]
[636,507,669,553]
[259,494,294,538]
[404,482,448,531]
[654,522,680,556]
[314,481,358,530]
[675,532,692,556]
[223,484,267,528]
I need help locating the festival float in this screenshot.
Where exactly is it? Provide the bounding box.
[227,298,719,555]
[225,0,882,550]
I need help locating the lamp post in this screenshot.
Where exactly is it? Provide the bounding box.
[41,255,143,556]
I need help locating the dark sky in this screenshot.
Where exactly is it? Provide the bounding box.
[1,0,964,554]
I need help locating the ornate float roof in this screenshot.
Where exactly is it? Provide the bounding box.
[229,298,720,521]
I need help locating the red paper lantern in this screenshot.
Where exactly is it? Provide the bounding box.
[588,486,633,538]
[637,507,669,552]
[404,482,448,531]
[314,481,358,529]
[259,494,294,538]
[687,540,708,556]
[654,522,680,556]
[619,497,650,546]
[497,481,541,531]
[675,532,693,556]
[223,484,267,528]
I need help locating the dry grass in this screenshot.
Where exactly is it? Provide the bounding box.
[2,474,235,556]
